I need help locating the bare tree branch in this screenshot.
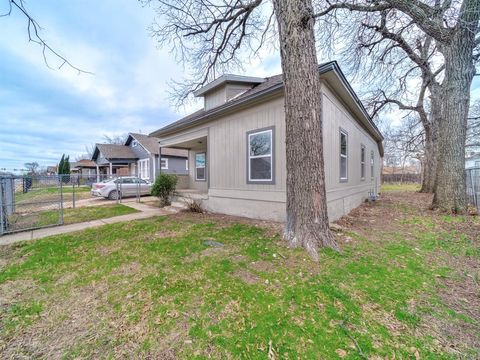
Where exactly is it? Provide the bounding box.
[5,0,92,74]
[143,0,273,106]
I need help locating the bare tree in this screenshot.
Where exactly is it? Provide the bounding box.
[316,0,480,213]
[468,99,480,149]
[384,116,425,180]
[24,161,39,175]
[144,0,337,258]
[102,133,128,145]
[1,0,91,74]
[316,7,444,194]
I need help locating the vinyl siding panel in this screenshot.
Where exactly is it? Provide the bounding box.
[158,80,382,221]
[208,96,286,193]
[321,82,381,194]
[204,86,227,110]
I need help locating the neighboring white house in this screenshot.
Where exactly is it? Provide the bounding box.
[150,61,384,222]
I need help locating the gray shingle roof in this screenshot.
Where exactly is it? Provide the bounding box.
[96,144,137,160]
[129,133,161,154]
[73,159,97,167]
[128,133,188,157]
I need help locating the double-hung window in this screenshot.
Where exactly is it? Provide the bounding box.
[360,145,366,180]
[138,159,149,180]
[161,158,169,170]
[195,153,206,181]
[370,151,375,180]
[247,128,274,183]
[340,129,348,181]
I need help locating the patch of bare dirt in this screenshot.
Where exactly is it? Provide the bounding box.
[249,260,278,273]
[0,279,38,311]
[183,245,231,264]
[229,254,247,263]
[233,269,260,284]
[113,261,141,276]
[1,282,111,359]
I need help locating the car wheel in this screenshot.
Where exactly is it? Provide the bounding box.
[108,190,120,200]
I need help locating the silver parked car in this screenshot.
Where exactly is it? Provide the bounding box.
[91,177,152,200]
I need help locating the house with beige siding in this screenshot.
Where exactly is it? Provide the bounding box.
[151,61,384,222]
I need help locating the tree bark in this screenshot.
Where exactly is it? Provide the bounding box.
[433,34,475,212]
[419,105,439,193]
[273,0,337,259]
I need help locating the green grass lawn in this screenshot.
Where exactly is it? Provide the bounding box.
[381,183,421,192]
[7,204,139,231]
[39,204,139,226]
[0,189,478,358]
[15,186,91,204]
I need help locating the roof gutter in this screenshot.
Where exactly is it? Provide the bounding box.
[152,83,284,137]
[154,61,383,152]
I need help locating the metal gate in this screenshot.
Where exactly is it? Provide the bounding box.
[0,175,63,235]
[466,168,480,213]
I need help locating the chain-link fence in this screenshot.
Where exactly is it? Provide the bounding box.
[382,173,421,184]
[0,174,152,235]
[466,168,479,213]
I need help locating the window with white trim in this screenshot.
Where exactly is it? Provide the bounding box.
[370,150,375,180]
[360,145,366,180]
[195,153,206,181]
[161,158,169,170]
[340,130,348,181]
[138,159,149,179]
[131,140,139,147]
[248,128,273,182]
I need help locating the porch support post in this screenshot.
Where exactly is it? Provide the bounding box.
[152,155,156,181]
[109,162,113,176]
[96,165,100,182]
[159,146,162,175]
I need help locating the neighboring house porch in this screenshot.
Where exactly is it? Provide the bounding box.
[92,144,138,181]
[92,134,189,182]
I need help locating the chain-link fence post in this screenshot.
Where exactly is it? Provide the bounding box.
[0,178,4,236]
[72,179,76,209]
[59,175,64,225]
[471,169,478,211]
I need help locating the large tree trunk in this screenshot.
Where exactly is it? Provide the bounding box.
[273,0,337,259]
[420,125,434,192]
[420,113,439,193]
[433,35,475,212]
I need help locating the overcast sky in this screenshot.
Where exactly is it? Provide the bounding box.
[1,1,479,172]
[0,0,282,172]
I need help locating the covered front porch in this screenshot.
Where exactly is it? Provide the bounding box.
[159,128,209,196]
[95,160,136,181]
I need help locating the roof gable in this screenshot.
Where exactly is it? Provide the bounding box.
[92,144,137,161]
[126,133,188,158]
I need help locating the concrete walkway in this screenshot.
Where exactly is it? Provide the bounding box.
[0,202,178,246]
